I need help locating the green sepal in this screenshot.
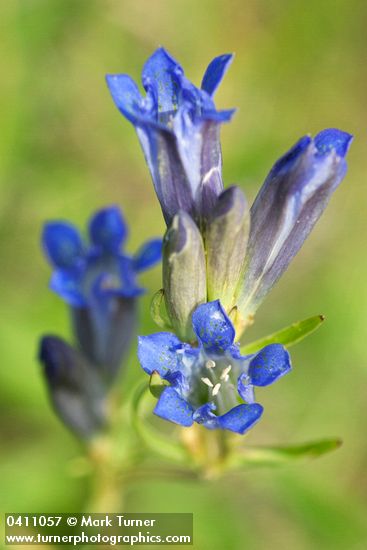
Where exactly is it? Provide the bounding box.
[149,371,170,398]
[227,438,342,469]
[131,382,189,464]
[150,289,173,330]
[241,314,325,354]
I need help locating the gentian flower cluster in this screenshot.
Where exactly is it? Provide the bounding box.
[107,48,353,435]
[39,206,162,438]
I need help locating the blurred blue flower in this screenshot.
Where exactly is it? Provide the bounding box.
[106,47,235,224]
[39,336,106,439]
[138,300,291,434]
[42,205,162,379]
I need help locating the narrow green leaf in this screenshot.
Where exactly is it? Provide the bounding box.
[228,439,342,469]
[150,289,173,330]
[131,382,188,463]
[241,314,325,354]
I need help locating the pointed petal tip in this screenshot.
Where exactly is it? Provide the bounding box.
[314,128,353,158]
[88,205,127,253]
[201,53,234,96]
[271,135,312,175]
[42,221,83,269]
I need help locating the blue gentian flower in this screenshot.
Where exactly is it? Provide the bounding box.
[234,128,353,323]
[39,336,106,439]
[106,48,235,224]
[138,300,291,434]
[42,205,162,379]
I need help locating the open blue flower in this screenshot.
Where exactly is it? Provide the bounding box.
[138,301,291,434]
[106,48,235,224]
[42,206,162,379]
[43,205,162,307]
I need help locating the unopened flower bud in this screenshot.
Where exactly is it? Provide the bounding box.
[163,211,206,341]
[205,186,249,311]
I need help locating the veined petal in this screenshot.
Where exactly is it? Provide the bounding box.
[249,344,291,386]
[314,128,353,158]
[236,129,353,319]
[154,387,194,426]
[50,268,86,307]
[136,126,196,224]
[217,403,263,434]
[105,74,144,124]
[43,222,83,269]
[142,47,184,115]
[193,402,218,429]
[201,53,234,96]
[133,238,163,271]
[192,300,235,352]
[138,332,183,377]
[237,375,255,403]
[89,206,127,253]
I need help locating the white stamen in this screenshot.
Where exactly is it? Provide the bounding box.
[212,383,221,396]
[201,377,214,388]
[220,365,232,380]
[206,359,216,369]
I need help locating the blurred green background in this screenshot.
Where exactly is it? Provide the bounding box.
[1,1,367,548]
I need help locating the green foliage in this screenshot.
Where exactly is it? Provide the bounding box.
[241,315,325,354]
[150,289,173,330]
[227,439,342,469]
[131,382,189,464]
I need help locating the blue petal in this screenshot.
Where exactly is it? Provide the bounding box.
[201,54,233,96]
[116,255,144,296]
[192,300,235,352]
[237,374,255,403]
[200,108,236,122]
[89,206,127,253]
[105,74,144,124]
[133,238,163,271]
[249,344,291,386]
[270,135,311,177]
[43,222,83,269]
[154,387,194,427]
[90,271,144,304]
[217,403,263,434]
[138,332,184,377]
[314,128,353,158]
[50,268,86,307]
[193,402,218,430]
[142,47,183,114]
